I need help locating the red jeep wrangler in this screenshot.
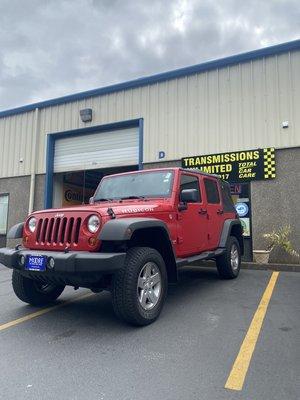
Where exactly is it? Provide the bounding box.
[0,168,243,326]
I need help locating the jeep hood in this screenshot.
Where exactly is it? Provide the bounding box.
[30,200,173,218]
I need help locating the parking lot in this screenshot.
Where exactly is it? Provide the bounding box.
[0,263,299,400]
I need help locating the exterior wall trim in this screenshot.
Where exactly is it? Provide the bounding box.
[0,192,9,237]
[1,39,300,118]
[44,118,144,209]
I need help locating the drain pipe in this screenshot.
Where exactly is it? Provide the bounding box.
[28,107,40,214]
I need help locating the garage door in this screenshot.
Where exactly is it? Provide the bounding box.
[53,127,139,173]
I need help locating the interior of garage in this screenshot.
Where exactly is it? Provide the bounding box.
[52,165,138,208]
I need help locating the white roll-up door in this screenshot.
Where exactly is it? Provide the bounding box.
[53,127,139,173]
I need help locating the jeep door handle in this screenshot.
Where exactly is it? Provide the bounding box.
[217,209,224,215]
[198,208,207,215]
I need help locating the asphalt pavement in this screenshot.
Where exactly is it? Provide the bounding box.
[0,263,299,400]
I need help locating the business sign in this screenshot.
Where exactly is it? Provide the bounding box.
[240,218,250,237]
[235,202,249,217]
[181,148,276,182]
[62,183,94,207]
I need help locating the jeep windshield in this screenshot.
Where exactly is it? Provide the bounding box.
[94,171,174,201]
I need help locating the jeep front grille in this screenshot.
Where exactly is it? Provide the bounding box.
[36,217,82,246]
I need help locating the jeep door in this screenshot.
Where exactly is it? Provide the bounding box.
[202,177,224,250]
[177,173,208,257]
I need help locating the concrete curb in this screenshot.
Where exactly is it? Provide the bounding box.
[241,262,300,272]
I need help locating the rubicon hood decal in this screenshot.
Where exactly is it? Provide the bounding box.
[121,206,155,214]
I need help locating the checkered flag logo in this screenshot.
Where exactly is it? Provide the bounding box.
[263,148,276,179]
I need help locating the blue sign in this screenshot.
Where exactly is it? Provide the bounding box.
[235,202,249,217]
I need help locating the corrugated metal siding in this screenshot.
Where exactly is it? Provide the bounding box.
[0,50,299,178]
[0,110,36,178]
[53,127,139,173]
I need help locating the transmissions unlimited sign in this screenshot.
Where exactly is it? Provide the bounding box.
[181,148,276,182]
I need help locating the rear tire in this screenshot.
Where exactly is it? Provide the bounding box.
[12,270,65,306]
[216,236,241,279]
[112,247,167,326]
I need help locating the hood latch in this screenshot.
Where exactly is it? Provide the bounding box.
[107,208,116,219]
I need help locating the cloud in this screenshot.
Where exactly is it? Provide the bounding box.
[0,0,299,110]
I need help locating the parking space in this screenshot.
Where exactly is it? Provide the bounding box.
[0,263,299,400]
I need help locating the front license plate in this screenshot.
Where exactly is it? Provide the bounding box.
[25,255,47,271]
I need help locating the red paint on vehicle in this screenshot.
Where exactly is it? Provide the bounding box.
[23,168,236,257]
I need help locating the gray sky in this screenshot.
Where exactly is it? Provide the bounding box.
[0,0,299,111]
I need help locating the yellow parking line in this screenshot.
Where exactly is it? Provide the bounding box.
[225,271,279,391]
[0,292,94,332]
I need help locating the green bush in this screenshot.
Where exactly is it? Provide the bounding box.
[263,225,299,259]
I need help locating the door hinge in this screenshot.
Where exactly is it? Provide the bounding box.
[177,236,184,244]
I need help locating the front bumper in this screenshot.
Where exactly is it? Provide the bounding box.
[0,247,126,275]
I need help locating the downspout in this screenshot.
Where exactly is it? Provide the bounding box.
[28,107,40,214]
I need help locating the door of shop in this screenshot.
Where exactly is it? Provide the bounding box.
[230,182,252,261]
[53,126,139,174]
[50,124,140,208]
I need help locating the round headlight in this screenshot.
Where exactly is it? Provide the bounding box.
[28,217,37,233]
[88,215,100,233]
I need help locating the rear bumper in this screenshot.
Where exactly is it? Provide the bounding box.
[0,247,126,275]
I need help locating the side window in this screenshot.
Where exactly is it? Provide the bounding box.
[180,174,201,202]
[204,178,220,204]
[0,194,9,235]
[220,181,236,212]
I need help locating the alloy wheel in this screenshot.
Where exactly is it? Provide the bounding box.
[137,262,162,310]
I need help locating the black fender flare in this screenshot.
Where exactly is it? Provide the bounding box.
[99,217,171,241]
[7,222,24,239]
[99,217,178,283]
[219,219,244,254]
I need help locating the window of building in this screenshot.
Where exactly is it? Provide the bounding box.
[0,194,9,235]
[180,174,201,202]
[204,179,220,204]
[220,181,235,212]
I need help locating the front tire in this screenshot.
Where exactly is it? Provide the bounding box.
[216,236,241,279]
[12,270,65,306]
[112,247,168,326]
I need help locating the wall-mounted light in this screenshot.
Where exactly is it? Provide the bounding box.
[80,108,93,122]
[282,121,289,129]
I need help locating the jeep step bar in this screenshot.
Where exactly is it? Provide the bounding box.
[176,248,225,268]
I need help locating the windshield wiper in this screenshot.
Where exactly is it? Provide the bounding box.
[94,198,114,202]
[120,196,146,200]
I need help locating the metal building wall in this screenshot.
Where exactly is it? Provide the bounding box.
[0,110,36,178]
[0,49,300,178]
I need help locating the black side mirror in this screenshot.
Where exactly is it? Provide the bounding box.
[180,189,198,203]
[178,189,198,211]
[89,196,94,204]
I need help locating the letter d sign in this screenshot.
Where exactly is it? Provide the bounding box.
[158,151,165,159]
